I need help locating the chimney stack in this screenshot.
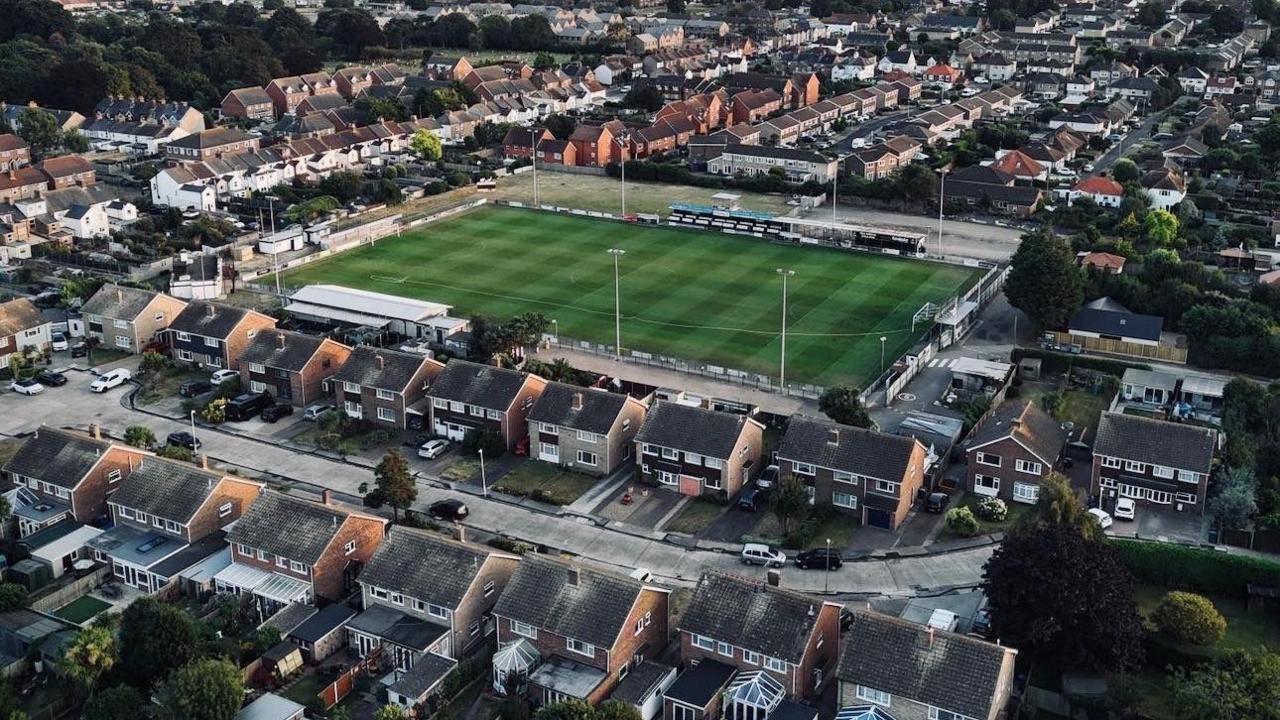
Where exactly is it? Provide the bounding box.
[567,566,581,586]
[828,428,839,445]
[206,303,215,318]
[277,332,286,349]
[766,569,781,587]
[454,525,466,543]
[199,454,209,469]
[572,392,584,410]
[322,488,333,506]
[89,423,101,440]
[376,354,385,371]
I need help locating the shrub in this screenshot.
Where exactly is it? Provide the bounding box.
[201,398,226,423]
[1151,591,1227,646]
[946,506,980,537]
[316,432,343,451]
[1113,540,1280,598]
[977,497,1008,522]
[140,352,171,373]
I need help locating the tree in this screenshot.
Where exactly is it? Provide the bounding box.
[945,506,980,537]
[1144,209,1180,247]
[1207,5,1244,35]
[1208,466,1257,530]
[1004,231,1084,330]
[409,128,442,161]
[1014,472,1103,540]
[535,699,596,720]
[983,523,1144,671]
[157,445,193,462]
[375,449,416,521]
[0,583,27,611]
[622,84,664,112]
[1151,591,1226,646]
[1135,0,1166,26]
[374,707,406,720]
[772,475,810,535]
[596,701,641,720]
[461,428,505,459]
[532,51,557,69]
[1112,158,1140,183]
[61,626,116,696]
[155,659,244,720]
[119,597,198,691]
[354,96,406,124]
[16,107,60,157]
[543,113,576,140]
[123,425,156,449]
[1170,650,1280,720]
[318,171,363,202]
[85,685,145,720]
[818,386,873,428]
[666,0,686,12]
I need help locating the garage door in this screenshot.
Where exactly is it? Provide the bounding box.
[866,508,893,529]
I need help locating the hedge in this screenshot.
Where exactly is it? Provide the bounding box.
[1011,347,1151,377]
[1112,539,1280,599]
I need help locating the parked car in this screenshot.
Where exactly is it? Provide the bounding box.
[70,343,88,358]
[428,499,469,522]
[50,333,69,352]
[794,547,843,570]
[34,370,66,387]
[1087,507,1114,529]
[224,392,271,422]
[740,543,786,567]
[90,368,132,393]
[418,439,450,460]
[210,369,239,386]
[260,404,294,423]
[971,608,992,638]
[10,379,44,395]
[1114,498,1136,521]
[738,488,763,512]
[925,492,949,513]
[167,431,201,450]
[757,464,778,490]
[303,403,335,421]
[179,380,212,398]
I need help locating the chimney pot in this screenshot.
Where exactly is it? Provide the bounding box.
[376,354,385,370]
[572,392,584,410]
[828,428,839,445]
[567,566,581,586]
[766,569,781,587]
[322,488,333,505]
[199,454,208,469]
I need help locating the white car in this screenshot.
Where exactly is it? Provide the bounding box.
[210,369,239,386]
[303,403,335,421]
[418,439,450,460]
[1114,498,1136,521]
[51,333,69,352]
[10,379,44,395]
[89,368,132,393]
[1087,508,1114,529]
[741,543,787,568]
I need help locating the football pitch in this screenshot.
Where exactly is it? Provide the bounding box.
[277,206,983,386]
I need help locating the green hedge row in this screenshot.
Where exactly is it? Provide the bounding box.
[1011,347,1151,377]
[1113,540,1280,598]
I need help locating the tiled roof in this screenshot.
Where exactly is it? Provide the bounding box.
[240,329,333,373]
[109,458,236,524]
[227,492,373,565]
[0,298,45,336]
[493,556,647,649]
[4,427,111,490]
[81,284,167,322]
[1094,412,1215,474]
[330,345,434,393]
[426,359,531,410]
[679,571,828,664]
[778,415,919,480]
[967,399,1066,466]
[528,382,631,435]
[634,402,751,459]
[168,301,255,340]
[360,526,499,608]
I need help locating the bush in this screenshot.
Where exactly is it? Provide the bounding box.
[977,497,1008,522]
[461,428,505,458]
[362,487,386,508]
[1150,591,1227,646]
[946,506,980,537]
[1113,540,1280,598]
[201,398,226,424]
[316,432,343,451]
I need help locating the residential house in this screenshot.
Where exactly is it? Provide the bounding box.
[679,571,840,699]
[163,128,260,163]
[0,298,51,363]
[1120,368,1179,407]
[331,346,444,428]
[81,284,187,354]
[427,360,546,450]
[221,87,275,121]
[1079,251,1127,274]
[492,557,669,705]
[965,399,1066,505]
[1176,67,1210,95]
[239,329,352,408]
[706,144,838,183]
[0,135,29,171]
[777,416,927,530]
[1142,166,1186,210]
[166,301,278,370]
[1070,175,1125,208]
[991,150,1047,183]
[634,402,763,500]
[972,53,1017,82]
[1092,412,1216,514]
[943,165,1043,218]
[527,383,648,477]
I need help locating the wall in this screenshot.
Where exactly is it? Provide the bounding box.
[29,566,111,613]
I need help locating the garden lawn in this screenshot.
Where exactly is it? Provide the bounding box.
[53,595,111,624]
[663,498,726,534]
[1134,583,1280,653]
[276,206,980,386]
[493,461,598,506]
[934,493,1033,542]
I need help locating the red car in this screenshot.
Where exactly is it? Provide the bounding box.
[514,435,530,456]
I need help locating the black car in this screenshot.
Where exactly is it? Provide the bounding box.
[971,608,992,638]
[34,370,66,387]
[260,404,294,423]
[70,343,88,358]
[179,380,213,398]
[925,492,949,514]
[224,392,272,422]
[167,431,201,451]
[428,499,469,522]
[794,547,843,570]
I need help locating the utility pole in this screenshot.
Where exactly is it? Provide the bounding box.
[532,133,542,207]
[937,169,947,257]
[777,268,795,391]
[608,249,625,360]
[616,133,631,216]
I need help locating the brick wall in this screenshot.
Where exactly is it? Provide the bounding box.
[226,314,279,370]
[186,477,263,543]
[72,444,148,523]
[311,513,386,601]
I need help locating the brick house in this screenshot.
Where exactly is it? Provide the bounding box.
[1092,412,1216,514]
[0,297,51,363]
[3,426,148,536]
[222,491,387,614]
[354,526,520,666]
[163,127,260,163]
[239,329,352,407]
[0,134,30,170]
[527,383,648,477]
[330,346,444,429]
[502,127,555,159]
[220,87,275,121]
[88,457,264,594]
[776,416,927,530]
[492,557,669,706]
[678,571,840,700]
[966,399,1067,506]
[40,156,94,190]
[634,402,763,500]
[166,301,278,370]
[427,360,546,450]
[334,67,375,99]
[836,610,1017,720]
[81,284,187,354]
[265,76,312,117]
[568,124,617,167]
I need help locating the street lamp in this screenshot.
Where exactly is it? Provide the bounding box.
[880,336,887,375]
[189,410,198,447]
[551,318,558,343]
[824,537,832,593]
[479,448,487,497]
[777,269,795,391]
[937,168,947,257]
[532,131,543,207]
[614,133,631,216]
[608,249,626,360]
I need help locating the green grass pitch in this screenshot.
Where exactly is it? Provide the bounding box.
[278,206,982,386]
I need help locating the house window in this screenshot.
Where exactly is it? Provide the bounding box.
[1016,459,1043,475]
[470,405,485,417]
[578,430,599,444]
[1013,482,1040,503]
[344,401,361,416]
[539,422,558,434]
[792,461,815,476]
[511,620,537,639]
[176,331,190,342]
[343,381,360,394]
[277,556,289,568]
[1153,465,1174,479]
[856,686,890,706]
[567,638,595,657]
[113,319,128,329]
[427,604,449,620]
[257,548,268,561]
[107,469,122,485]
[577,451,598,467]
[743,650,760,665]
[433,398,447,409]
[657,470,677,485]
[119,507,133,520]
[376,388,395,401]
[116,336,132,349]
[1177,470,1199,483]
[377,407,396,422]
[685,452,702,465]
[976,452,1001,467]
[290,561,306,574]
[833,470,855,484]
[705,457,724,470]
[344,540,357,555]
[1124,460,1145,473]
[484,580,496,597]
[660,447,679,460]
[204,336,218,347]
[450,401,465,412]
[833,491,858,509]
[928,708,965,720]
[875,479,900,495]
[693,635,715,650]
[634,611,651,636]
[1101,456,1122,469]
[178,350,193,361]
[249,363,265,374]
[1100,477,1117,489]
[487,409,501,420]
[250,381,266,394]
[763,656,786,672]
[975,474,1000,492]
[218,502,233,518]
[371,587,389,599]
[469,620,480,636]
[1176,492,1197,504]
[717,641,733,657]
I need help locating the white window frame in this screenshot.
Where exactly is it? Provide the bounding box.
[1124,460,1145,473]
[1177,470,1199,483]
[833,491,858,509]
[717,641,733,657]
[1153,465,1174,479]
[484,580,496,597]
[433,398,448,409]
[1015,459,1043,475]
[743,650,760,665]
[763,656,786,672]
[657,470,677,486]
[692,634,715,650]
[343,381,361,394]
[377,407,396,422]
[705,456,724,470]
[578,430,599,444]
[566,638,595,657]
[792,461,815,476]
[1012,482,1040,503]
[249,362,265,374]
[875,479,899,494]
[375,388,395,401]
[660,447,679,460]
[1176,492,1197,504]
[290,560,307,574]
[976,452,1001,467]
[576,450,598,467]
[344,539,357,555]
[176,331,190,342]
[856,686,890,707]
[511,620,537,639]
[204,336,219,348]
[250,381,266,394]
[833,470,855,484]
[427,603,449,620]
[1101,456,1122,469]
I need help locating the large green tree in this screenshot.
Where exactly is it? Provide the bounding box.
[817,386,873,428]
[1004,231,1084,330]
[119,597,199,691]
[84,685,145,720]
[1170,649,1280,720]
[375,449,416,521]
[61,626,116,696]
[155,659,244,720]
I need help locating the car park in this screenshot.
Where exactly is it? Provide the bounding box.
[260,404,294,423]
[179,380,212,397]
[90,368,132,392]
[794,547,843,570]
[740,543,786,567]
[429,499,469,522]
[303,403,335,421]
[10,379,44,395]
[51,333,69,352]
[418,439,450,459]
[167,431,201,450]
[210,369,239,386]
[1087,507,1114,529]
[34,370,66,387]
[1114,498,1136,521]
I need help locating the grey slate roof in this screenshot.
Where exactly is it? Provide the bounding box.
[493,556,647,649]
[347,603,447,651]
[967,399,1066,465]
[169,301,251,340]
[527,383,630,435]
[777,416,919,481]
[678,571,825,664]
[1094,412,1216,474]
[226,492,367,565]
[664,659,736,708]
[240,329,330,373]
[81,284,163,321]
[289,603,356,644]
[426,359,531,410]
[634,402,751,459]
[4,428,110,490]
[360,526,497,608]
[1068,305,1163,342]
[332,345,435,393]
[837,610,1012,720]
[611,661,674,706]
[109,458,229,524]
[388,652,456,700]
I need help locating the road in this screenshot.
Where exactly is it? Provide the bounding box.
[0,360,991,597]
[1093,109,1161,171]
[830,110,908,155]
